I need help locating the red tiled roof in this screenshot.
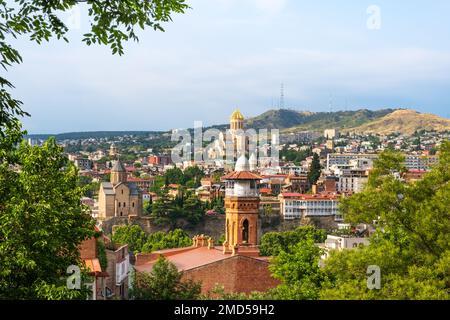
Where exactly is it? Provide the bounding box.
[135,246,268,273]
[280,193,338,200]
[222,171,262,180]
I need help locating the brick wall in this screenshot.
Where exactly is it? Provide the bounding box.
[182,256,279,295]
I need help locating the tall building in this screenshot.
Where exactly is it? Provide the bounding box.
[229,109,249,160]
[98,160,142,219]
[222,155,262,254]
[109,143,119,158]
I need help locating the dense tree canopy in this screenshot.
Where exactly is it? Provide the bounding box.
[259,226,326,257]
[0,139,95,299]
[131,256,201,300]
[111,224,191,254]
[268,142,450,300]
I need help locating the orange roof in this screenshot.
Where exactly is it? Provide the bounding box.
[84,258,103,274]
[135,246,268,273]
[222,171,262,181]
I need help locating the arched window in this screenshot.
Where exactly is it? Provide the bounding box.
[242,219,249,244]
[132,202,135,208]
[118,202,121,207]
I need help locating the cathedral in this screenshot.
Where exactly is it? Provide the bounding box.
[209,109,257,170]
[98,160,143,219]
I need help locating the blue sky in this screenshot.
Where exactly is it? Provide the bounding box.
[7,0,450,133]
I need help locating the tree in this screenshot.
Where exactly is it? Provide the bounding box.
[308,153,321,185]
[0,138,95,299]
[111,224,147,254]
[259,226,326,257]
[269,238,326,300]
[141,229,192,253]
[131,256,201,300]
[319,142,450,300]
[182,194,204,224]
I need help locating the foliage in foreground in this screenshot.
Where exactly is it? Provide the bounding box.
[131,256,201,300]
[111,225,192,254]
[0,138,95,299]
[262,142,450,300]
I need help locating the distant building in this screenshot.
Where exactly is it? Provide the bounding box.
[336,169,369,194]
[109,143,119,158]
[324,129,339,140]
[148,155,172,166]
[98,160,142,219]
[327,153,379,170]
[404,155,438,171]
[319,235,370,261]
[73,157,93,170]
[279,193,342,221]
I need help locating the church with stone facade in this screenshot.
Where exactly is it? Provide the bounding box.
[98,160,143,219]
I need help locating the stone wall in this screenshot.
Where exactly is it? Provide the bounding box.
[100,213,338,241]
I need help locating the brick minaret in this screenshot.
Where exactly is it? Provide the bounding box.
[222,155,262,254]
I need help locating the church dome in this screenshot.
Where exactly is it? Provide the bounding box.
[230,109,244,121]
[235,155,250,172]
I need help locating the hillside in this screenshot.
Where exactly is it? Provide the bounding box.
[347,109,450,135]
[245,108,395,132]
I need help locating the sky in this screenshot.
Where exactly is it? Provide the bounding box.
[6,0,450,133]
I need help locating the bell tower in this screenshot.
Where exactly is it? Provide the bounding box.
[222,155,261,254]
[110,159,127,185]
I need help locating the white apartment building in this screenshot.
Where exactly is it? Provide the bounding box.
[278,193,342,221]
[327,153,438,171]
[336,169,369,194]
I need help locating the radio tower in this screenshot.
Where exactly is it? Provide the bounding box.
[279,83,285,109]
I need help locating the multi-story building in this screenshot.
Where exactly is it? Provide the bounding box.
[73,157,93,170]
[404,155,439,171]
[327,153,378,170]
[278,193,342,221]
[324,129,339,139]
[328,153,438,171]
[336,169,369,194]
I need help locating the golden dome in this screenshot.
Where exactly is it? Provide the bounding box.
[230,109,244,121]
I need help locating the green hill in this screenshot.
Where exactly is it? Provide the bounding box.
[245,108,395,132]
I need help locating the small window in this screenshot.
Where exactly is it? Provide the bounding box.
[121,190,123,194]
[132,202,135,208]
[123,202,126,207]
[118,202,121,207]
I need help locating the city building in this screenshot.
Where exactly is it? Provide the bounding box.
[278,193,342,221]
[324,129,339,139]
[336,169,369,194]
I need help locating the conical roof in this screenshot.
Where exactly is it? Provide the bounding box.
[111,160,126,172]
